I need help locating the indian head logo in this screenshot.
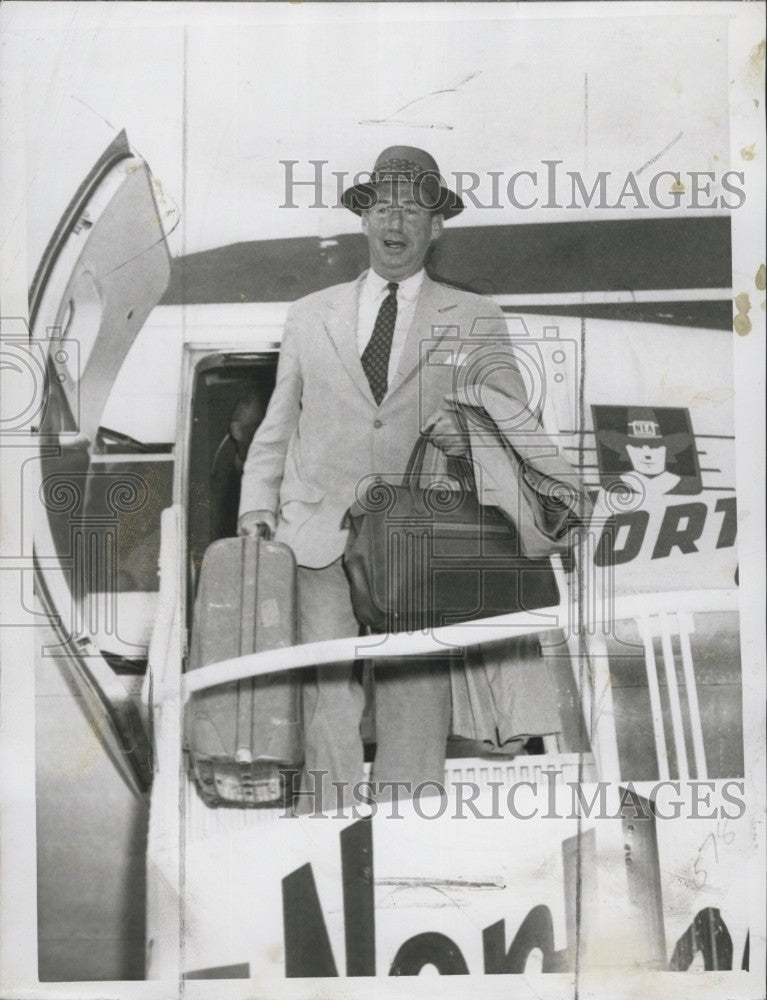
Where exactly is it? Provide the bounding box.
[593,405,702,497]
[588,406,736,576]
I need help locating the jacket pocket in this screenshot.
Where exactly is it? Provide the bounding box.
[279,478,326,506]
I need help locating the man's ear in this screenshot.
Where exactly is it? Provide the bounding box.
[430,213,444,243]
[360,211,369,236]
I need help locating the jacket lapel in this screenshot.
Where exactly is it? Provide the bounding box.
[388,275,460,396]
[322,273,375,404]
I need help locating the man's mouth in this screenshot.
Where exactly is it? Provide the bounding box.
[383,239,407,250]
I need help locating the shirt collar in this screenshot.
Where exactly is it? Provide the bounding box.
[365,267,425,302]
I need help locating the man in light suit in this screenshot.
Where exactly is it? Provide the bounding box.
[238,146,525,806]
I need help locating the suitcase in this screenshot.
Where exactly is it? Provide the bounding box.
[184,536,302,807]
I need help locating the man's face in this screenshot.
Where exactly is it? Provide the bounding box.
[230,400,264,460]
[626,442,667,477]
[361,181,443,281]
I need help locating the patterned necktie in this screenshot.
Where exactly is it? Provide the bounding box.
[361,281,398,405]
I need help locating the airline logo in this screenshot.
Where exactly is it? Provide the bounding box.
[587,405,736,591]
[593,405,702,495]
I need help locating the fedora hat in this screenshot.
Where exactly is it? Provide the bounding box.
[597,408,689,457]
[341,146,464,219]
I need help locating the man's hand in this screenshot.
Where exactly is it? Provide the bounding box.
[237,509,277,538]
[422,404,469,456]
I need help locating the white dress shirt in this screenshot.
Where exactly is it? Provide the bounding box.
[356,268,425,389]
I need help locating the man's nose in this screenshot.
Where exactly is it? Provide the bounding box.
[387,210,404,231]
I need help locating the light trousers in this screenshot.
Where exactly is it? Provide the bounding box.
[297,559,452,807]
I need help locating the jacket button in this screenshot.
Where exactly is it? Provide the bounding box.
[373,419,383,429]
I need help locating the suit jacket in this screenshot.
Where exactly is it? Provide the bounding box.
[239,270,522,567]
